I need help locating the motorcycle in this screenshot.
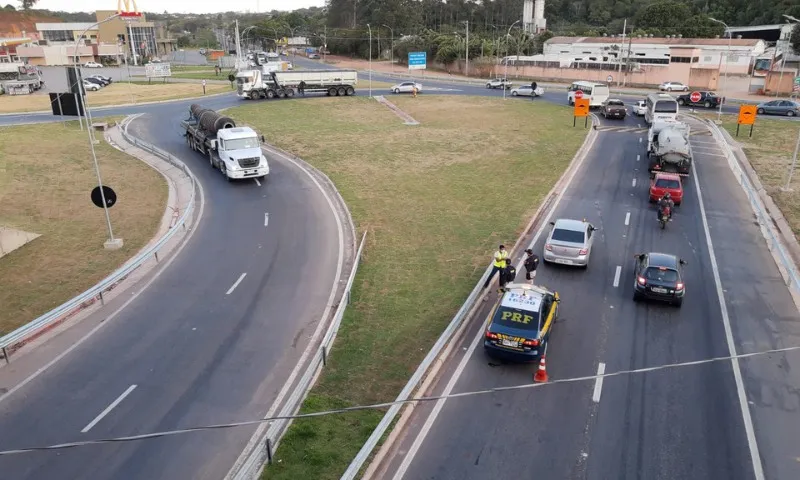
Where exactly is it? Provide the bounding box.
[658,206,672,230]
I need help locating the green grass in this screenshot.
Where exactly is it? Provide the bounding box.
[227,95,587,479]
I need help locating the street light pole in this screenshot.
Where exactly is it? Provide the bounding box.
[503,20,520,100]
[382,24,394,73]
[367,24,372,97]
[709,17,730,123]
[464,20,469,77]
[784,128,800,190]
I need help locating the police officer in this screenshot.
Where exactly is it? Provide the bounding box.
[483,244,509,299]
[523,249,540,284]
[299,80,306,96]
[530,80,538,100]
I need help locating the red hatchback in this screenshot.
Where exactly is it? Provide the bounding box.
[649,173,683,205]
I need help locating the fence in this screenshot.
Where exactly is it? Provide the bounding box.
[0,115,197,363]
[231,231,368,480]
[699,116,800,295]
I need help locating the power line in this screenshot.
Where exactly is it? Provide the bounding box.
[0,344,797,456]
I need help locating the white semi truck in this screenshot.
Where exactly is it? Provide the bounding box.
[646,120,693,176]
[235,69,358,100]
[181,104,269,182]
[0,63,43,94]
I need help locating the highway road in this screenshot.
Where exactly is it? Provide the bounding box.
[2,60,799,480]
[0,84,353,478]
[370,108,800,479]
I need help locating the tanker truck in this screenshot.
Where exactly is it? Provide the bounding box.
[181,104,269,182]
[646,119,693,177]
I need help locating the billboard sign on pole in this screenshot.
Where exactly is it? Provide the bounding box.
[145,63,172,78]
[408,51,427,71]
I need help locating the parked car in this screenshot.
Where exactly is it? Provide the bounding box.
[659,81,689,92]
[543,218,597,268]
[601,98,627,119]
[676,91,721,108]
[87,74,112,85]
[509,85,544,97]
[391,81,423,94]
[308,53,320,59]
[486,78,512,89]
[84,61,102,68]
[632,252,687,307]
[84,77,105,87]
[632,100,647,116]
[82,80,101,91]
[756,99,800,117]
[199,48,207,55]
[649,172,683,205]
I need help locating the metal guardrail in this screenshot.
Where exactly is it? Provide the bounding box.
[0,114,197,363]
[700,117,800,292]
[232,231,368,480]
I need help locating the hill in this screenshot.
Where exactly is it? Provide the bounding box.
[0,11,62,37]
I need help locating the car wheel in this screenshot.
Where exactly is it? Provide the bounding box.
[704,101,712,108]
[678,98,685,106]
[393,88,400,94]
[788,111,796,117]
[757,108,764,114]
[512,91,518,96]
[667,87,672,92]
[486,84,491,89]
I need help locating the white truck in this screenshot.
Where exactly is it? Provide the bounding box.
[0,63,43,95]
[647,120,693,177]
[235,69,358,100]
[181,104,269,182]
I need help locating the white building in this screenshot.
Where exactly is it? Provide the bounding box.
[544,36,767,74]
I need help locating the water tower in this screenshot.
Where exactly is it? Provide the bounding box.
[523,0,547,34]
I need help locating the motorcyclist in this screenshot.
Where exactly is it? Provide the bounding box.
[657,192,674,221]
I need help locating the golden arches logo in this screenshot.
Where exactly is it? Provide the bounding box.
[118,0,140,16]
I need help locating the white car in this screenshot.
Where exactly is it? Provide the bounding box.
[84,61,102,68]
[486,78,512,89]
[632,100,647,116]
[391,81,422,94]
[510,85,544,97]
[82,81,101,91]
[659,81,689,92]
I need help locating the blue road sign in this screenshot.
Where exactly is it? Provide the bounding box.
[408,51,427,70]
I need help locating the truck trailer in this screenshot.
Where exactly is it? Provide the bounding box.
[0,63,43,95]
[646,120,692,177]
[235,69,358,100]
[181,104,270,182]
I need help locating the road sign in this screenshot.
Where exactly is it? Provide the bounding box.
[408,51,427,71]
[737,105,757,125]
[690,91,702,103]
[145,63,171,78]
[794,76,800,93]
[574,90,584,100]
[117,0,142,17]
[574,98,590,117]
[606,75,613,82]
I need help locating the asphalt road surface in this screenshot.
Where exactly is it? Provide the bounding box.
[375,112,800,480]
[0,90,350,478]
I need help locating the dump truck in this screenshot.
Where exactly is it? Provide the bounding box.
[181,104,269,182]
[646,120,692,177]
[234,69,358,100]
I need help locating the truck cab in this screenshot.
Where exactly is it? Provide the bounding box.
[214,127,270,180]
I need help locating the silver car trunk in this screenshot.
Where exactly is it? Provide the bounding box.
[548,240,584,258]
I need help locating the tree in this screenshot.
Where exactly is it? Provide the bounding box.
[18,0,36,9]
[793,24,800,55]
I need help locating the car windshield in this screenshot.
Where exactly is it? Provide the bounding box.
[225,137,260,150]
[655,100,678,113]
[607,100,624,106]
[492,306,540,331]
[645,267,679,283]
[551,228,585,244]
[655,178,681,189]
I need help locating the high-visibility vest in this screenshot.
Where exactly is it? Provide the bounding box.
[493,250,508,268]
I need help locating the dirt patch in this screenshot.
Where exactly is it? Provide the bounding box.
[0,82,230,114]
[0,120,167,335]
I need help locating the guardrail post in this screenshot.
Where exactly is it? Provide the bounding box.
[322,345,327,367]
[99,291,105,306]
[2,347,8,364]
[266,437,273,464]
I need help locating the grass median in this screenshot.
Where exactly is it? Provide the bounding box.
[0,120,167,335]
[228,95,586,479]
[709,116,800,234]
[0,82,230,114]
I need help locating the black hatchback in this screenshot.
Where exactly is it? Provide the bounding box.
[632,252,687,307]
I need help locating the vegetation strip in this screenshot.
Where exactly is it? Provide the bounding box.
[227,95,586,479]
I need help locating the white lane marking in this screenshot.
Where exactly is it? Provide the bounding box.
[391,124,597,480]
[639,137,642,144]
[691,161,765,480]
[226,273,247,295]
[637,123,641,128]
[624,212,631,226]
[632,178,637,187]
[264,212,269,226]
[636,154,640,162]
[0,118,207,408]
[592,363,606,403]
[81,384,137,433]
[254,178,261,187]
[613,266,622,287]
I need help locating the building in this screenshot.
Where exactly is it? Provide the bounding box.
[0,36,32,62]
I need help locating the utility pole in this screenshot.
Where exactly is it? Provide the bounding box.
[353,0,357,29]
[617,18,626,87]
[234,20,242,70]
[323,25,327,62]
[465,20,469,77]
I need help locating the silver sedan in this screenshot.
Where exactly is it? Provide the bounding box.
[542,218,597,268]
[510,85,544,97]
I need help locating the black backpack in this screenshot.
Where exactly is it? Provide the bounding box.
[524,254,539,272]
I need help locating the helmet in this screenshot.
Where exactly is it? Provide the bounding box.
[664,192,671,199]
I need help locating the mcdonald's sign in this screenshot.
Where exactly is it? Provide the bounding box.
[118,0,142,17]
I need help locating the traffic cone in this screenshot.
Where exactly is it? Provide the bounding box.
[533,355,549,383]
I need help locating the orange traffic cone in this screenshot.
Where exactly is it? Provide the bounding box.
[533,355,549,383]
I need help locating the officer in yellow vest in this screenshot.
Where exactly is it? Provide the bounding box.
[483,244,509,299]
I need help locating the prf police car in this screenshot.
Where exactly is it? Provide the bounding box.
[483,283,560,362]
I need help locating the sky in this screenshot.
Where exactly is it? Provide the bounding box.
[32,0,325,14]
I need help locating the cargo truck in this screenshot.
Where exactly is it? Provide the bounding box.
[0,63,43,95]
[235,69,357,100]
[181,104,270,182]
[646,120,692,177]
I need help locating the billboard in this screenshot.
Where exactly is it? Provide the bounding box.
[145,63,172,78]
[408,51,427,71]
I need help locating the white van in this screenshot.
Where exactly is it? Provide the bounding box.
[645,93,679,125]
[567,81,610,108]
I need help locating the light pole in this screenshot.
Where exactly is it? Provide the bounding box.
[73,14,123,248]
[488,24,499,76]
[464,20,469,77]
[367,24,372,97]
[382,24,394,72]
[779,15,800,98]
[503,20,520,100]
[709,17,731,123]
